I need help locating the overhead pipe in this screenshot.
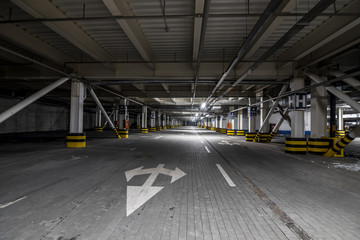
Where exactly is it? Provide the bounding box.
[192,0,212,106]
[205,0,284,103]
[0,77,70,124]
[253,84,288,142]
[88,87,121,139]
[304,71,360,113]
[324,125,360,157]
[210,0,335,106]
[330,70,360,91]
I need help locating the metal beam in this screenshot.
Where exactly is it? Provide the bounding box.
[304,71,360,113]
[205,0,283,103]
[330,70,360,91]
[0,18,73,64]
[0,77,69,124]
[11,0,115,65]
[103,0,156,70]
[277,0,360,69]
[192,0,205,68]
[211,0,335,106]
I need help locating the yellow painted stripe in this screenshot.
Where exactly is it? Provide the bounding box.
[308,148,328,152]
[285,141,306,145]
[308,141,329,146]
[66,136,86,140]
[66,142,86,148]
[285,147,307,151]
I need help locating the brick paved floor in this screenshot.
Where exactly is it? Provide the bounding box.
[0,126,359,239]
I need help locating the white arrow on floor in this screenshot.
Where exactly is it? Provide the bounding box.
[125,164,186,216]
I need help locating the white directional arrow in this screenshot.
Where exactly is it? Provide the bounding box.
[125,164,186,216]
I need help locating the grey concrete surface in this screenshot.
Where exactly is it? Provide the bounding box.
[0,127,359,240]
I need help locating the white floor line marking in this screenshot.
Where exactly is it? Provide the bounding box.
[0,196,27,209]
[200,140,204,143]
[155,136,163,140]
[130,148,136,151]
[216,164,236,187]
[204,146,210,153]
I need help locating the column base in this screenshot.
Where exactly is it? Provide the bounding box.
[140,128,149,134]
[245,132,256,141]
[66,133,86,148]
[285,137,307,154]
[227,129,235,136]
[150,127,156,132]
[119,129,129,138]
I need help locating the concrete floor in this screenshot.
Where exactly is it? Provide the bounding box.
[0,127,359,240]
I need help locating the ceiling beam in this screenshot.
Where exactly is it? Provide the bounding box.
[192,0,205,69]
[277,0,360,69]
[11,0,115,66]
[103,0,156,70]
[0,19,73,65]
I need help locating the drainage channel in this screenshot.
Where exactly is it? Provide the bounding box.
[195,129,312,240]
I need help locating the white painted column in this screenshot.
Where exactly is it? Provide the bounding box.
[150,110,156,128]
[291,78,305,138]
[158,112,162,128]
[167,116,170,127]
[69,81,85,133]
[228,106,235,129]
[141,106,147,129]
[95,106,102,128]
[137,113,141,129]
[260,97,270,132]
[337,107,344,131]
[215,115,219,129]
[310,83,327,138]
[248,97,256,132]
[238,109,244,130]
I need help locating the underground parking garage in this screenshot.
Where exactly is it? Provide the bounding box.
[1,0,360,239]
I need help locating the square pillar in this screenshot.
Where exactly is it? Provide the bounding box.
[248,97,256,132]
[310,83,327,138]
[290,78,305,138]
[67,81,85,148]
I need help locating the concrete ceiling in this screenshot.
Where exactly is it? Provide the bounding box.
[0,0,359,120]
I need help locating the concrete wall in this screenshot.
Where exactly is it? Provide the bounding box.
[0,96,95,133]
[269,110,311,134]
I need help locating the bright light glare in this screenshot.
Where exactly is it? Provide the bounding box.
[201,102,206,109]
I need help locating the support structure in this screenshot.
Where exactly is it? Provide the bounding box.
[150,110,156,132]
[141,106,148,133]
[67,80,86,148]
[95,106,103,131]
[88,87,121,139]
[157,112,162,130]
[290,78,305,138]
[0,77,69,124]
[310,83,327,138]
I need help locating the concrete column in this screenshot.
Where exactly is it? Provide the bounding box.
[163,114,166,128]
[219,116,223,129]
[310,83,327,138]
[228,106,235,129]
[114,106,119,128]
[337,107,344,131]
[238,109,244,130]
[137,113,141,129]
[95,106,102,128]
[329,93,337,137]
[157,112,162,128]
[291,78,305,138]
[167,116,170,128]
[215,116,219,129]
[248,97,256,132]
[260,97,270,132]
[150,110,155,128]
[69,81,85,133]
[141,106,148,128]
[119,99,128,129]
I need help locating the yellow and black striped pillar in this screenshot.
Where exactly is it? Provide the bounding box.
[94,127,103,132]
[227,129,235,136]
[156,126,162,131]
[210,127,215,131]
[236,130,245,136]
[119,129,129,138]
[324,135,354,157]
[267,131,276,142]
[258,133,270,142]
[307,138,331,155]
[113,128,121,138]
[335,130,345,138]
[66,133,86,148]
[245,132,257,142]
[140,128,149,134]
[150,127,156,132]
[220,128,227,134]
[285,137,307,154]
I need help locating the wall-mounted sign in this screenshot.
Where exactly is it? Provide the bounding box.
[249,107,257,117]
[230,112,235,119]
[151,113,155,119]
[289,93,306,110]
